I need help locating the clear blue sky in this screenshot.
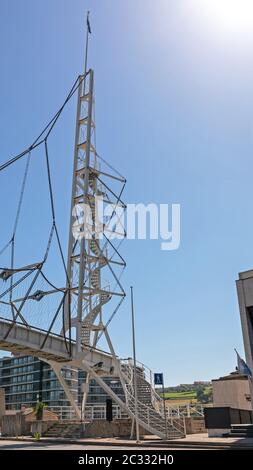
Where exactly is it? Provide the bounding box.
[1,0,253,386]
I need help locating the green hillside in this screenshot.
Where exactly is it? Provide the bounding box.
[163,390,197,400]
[159,384,213,403]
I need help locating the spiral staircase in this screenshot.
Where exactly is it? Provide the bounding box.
[61,68,185,439]
[0,25,186,440]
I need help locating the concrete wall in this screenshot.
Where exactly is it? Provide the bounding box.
[31,421,57,436]
[1,414,30,436]
[2,414,56,437]
[208,428,230,438]
[212,377,251,410]
[0,389,5,423]
[83,419,148,438]
[185,417,206,434]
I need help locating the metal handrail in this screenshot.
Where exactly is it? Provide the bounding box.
[120,360,185,437]
[124,380,185,436]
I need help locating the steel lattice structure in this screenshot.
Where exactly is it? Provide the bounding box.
[0,15,185,438]
[64,69,126,354]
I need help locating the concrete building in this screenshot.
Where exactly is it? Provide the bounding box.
[0,355,124,418]
[0,388,5,422]
[236,269,253,409]
[202,271,253,438]
[236,270,253,375]
[212,372,251,410]
[0,355,78,412]
[80,372,124,406]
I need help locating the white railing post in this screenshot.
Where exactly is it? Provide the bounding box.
[150,369,152,402]
[183,416,186,436]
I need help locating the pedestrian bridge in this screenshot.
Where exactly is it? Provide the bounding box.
[0,316,186,439]
[0,317,117,373]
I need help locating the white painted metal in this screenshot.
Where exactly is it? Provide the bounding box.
[47,360,81,420]
[0,18,185,439]
[130,286,140,441]
[0,318,118,372]
[0,316,185,438]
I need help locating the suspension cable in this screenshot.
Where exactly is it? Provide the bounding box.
[10,150,32,308]
[44,140,70,282]
[0,239,12,257]
[44,141,55,222]
[0,73,87,173]
[95,151,126,181]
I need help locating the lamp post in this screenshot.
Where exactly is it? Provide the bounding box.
[162,379,168,440]
[130,286,140,442]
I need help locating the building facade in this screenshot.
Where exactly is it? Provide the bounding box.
[236,269,253,410]
[212,372,251,411]
[0,355,78,411]
[0,355,124,418]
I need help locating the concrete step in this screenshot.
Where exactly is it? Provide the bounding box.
[225,424,253,438]
[231,424,253,430]
[44,423,83,438]
[229,424,253,437]
[230,430,253,434]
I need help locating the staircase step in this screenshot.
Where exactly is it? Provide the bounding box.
[43,422,83,438]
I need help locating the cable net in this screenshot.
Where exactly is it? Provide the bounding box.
[0,74,83,347]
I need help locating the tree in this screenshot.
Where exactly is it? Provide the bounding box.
[35,401,46,421]
[196,386,208,403]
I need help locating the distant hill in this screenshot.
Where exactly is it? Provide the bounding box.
[156,382,213,404]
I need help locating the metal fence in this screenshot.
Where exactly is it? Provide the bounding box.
[47,402,212,421]
[47,404,128,421]
[167,403,212,418]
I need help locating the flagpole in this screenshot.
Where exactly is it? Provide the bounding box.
[235,348,253,417]
[84,11,91,75]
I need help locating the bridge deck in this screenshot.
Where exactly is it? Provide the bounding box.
[0,318,73,362]
[0,318,117,371]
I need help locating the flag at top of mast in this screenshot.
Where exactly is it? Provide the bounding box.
[87,11,91,34]
[235,349,252,377]
[84,11,91,75]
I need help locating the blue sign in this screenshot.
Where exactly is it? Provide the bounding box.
[154,373,164,386]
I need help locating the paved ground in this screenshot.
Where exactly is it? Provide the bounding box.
[0,441,164,452]
[1,433,253,450]
[0,440,207,450]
